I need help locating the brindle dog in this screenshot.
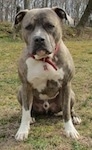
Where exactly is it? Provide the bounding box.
[14,7,81,141]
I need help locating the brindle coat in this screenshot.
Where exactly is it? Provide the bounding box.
[14,7,81,141]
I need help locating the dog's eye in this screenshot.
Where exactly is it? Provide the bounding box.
[44,23,55,29]
[25,24,33,30]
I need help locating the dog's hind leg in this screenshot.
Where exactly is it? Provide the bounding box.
[70,90,81,125]
[17,86,22,106]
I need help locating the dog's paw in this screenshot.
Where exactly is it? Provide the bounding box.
[64,119,80,139]
[30,117,36,124]
[15,130,29,141]
[54,111,62,117]
[72,116,81,125]
[15,125,30,141]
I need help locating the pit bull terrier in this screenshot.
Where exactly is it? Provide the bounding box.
[14,7,81,141]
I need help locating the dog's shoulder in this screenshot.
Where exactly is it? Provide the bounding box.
[18,48,28,82]
[56,41,75,81]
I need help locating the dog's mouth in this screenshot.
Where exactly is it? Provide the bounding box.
[32,49,52,59]
[36,49,51,56]
[36,50,47,56]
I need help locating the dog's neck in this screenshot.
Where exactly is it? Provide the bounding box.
[28,44,60,71]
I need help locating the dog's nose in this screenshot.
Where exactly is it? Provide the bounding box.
[34,36,45,44]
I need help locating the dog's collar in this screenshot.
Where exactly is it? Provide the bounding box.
[28,44,60,71]
[30,55,58,70]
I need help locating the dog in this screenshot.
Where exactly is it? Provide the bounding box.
[14,7,81,141]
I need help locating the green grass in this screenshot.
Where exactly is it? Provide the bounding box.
[0,36,92,150]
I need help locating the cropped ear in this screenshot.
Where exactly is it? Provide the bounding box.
[53,7,74,26]
[14,9,28,27]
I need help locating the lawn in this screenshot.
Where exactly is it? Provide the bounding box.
[0,37,92,150]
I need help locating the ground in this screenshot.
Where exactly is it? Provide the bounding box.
[0,26,92,150]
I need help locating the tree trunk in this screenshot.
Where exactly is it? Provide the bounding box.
[5,7,9,21]
[77,0,92,27]
[24,0,30,9]
[0,0,4,21]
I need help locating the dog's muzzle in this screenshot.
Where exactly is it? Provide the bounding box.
[32,36,51,56]
[28,43,60,71]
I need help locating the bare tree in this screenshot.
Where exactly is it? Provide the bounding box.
[4,0,12,21]
[77,0,92,27]
[24,0,30,9]
[0,0,4,21]
[0,0,90,26]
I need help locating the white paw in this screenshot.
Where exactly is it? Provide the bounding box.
[15,131,28,141]
[15,124,30,141]
[64,118,80,139]
[73,116,81,125]
[54,111,62,116]
[30,117,36,124]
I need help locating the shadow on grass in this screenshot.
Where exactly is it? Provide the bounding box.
[0,112,64,150]
[0,109,92,149]
[0,111,63,140]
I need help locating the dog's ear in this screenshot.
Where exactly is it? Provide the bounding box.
[53,7,74,26]
[14,9,28,27]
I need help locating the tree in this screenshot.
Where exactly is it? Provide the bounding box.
[77,0,92,27]
[0,0,4,21]
[0,0,90,23]
[24,0,30,9]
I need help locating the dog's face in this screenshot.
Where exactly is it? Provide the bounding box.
[14,7,73,58]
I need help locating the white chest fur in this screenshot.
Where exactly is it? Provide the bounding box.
[26,58,64,92]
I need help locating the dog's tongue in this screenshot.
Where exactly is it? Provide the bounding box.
[36,50,46,56]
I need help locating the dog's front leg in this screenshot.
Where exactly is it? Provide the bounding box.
[15,84,34,141]
[63,82,80,139]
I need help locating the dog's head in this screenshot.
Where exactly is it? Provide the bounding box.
[14,7,73,58]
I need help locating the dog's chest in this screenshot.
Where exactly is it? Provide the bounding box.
[26,58,64,97]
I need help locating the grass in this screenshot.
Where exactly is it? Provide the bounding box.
[0,35,92,150]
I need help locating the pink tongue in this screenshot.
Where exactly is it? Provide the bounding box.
[37,50,46,56]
